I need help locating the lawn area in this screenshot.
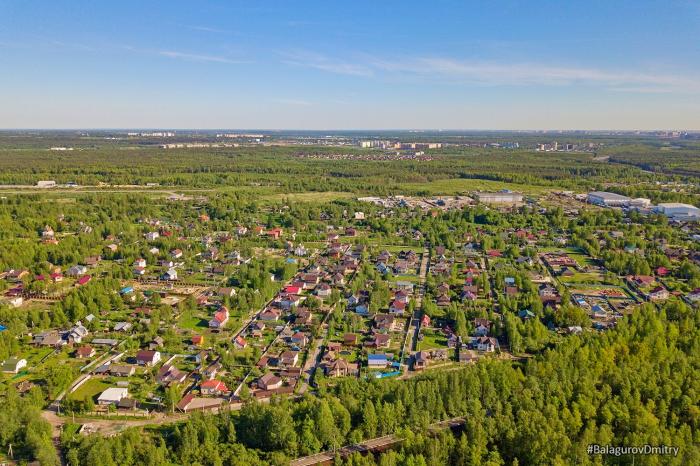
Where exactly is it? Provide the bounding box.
[68,377,111,402]
[23,347,55,365]
[391,274,421,284]
[559,272,605,284]
[418,330,449,350]
[178,313,209,330]
[565,249,597,267]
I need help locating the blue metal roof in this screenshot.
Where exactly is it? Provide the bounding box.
[368,354,387,361]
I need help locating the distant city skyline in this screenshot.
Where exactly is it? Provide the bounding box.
[1,1,699,130]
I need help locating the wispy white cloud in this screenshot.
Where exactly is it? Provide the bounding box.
[280,50,374,77]
[157,50,244,64]
[187,25,231,34]
[381,57,700,92]
[281,50,700,94]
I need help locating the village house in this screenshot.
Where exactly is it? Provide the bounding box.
[76,275,91,286]
[157,364,188,385]
[290,332,308,347]
[279,350,299,367]
[217,287,236,298]
[149,336,165,350]
[162,268,178,281]
[97,387,128,406]
[42,225,55,239]
[293,308,313,325]
[109,364,136,377]
[83,255,102,267]
[475,336,498,352]
[68,321,89,343]
[278,294,304,310]
[75,345,95,359]
[233,335,247,349]
[259,309,281,321]
[343,333,358,346]
[367,353,389,368]
[257,373,283,391]
[67,265,88,277]
[473,318,491,336]
[202,360,222,380]
[33,331,66,347]
[136,350,161,366]
[1,357,27,374]
[315,282,332,298]
[374,314,396,332]
[389,300,407,315]
[458,348,478,364]
[648,286,669,301]
[209,307,230,329]
[436,294,451,307]
[191,335,205,347]
[413,351,430,371]
[368,333,391,348]
[201,379,230,396]
[114,322,132,332]
[325,358,359,377]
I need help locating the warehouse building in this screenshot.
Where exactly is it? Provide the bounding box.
[654,203,700,221]
[587,191,631,207]
[476,191,523,204]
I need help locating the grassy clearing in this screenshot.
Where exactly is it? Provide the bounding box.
[419,330,448,350]
[559,272,605,283]
[262,191,356,202]
[178,313,209,330]
[400,178,551,195]
[69,378,111,402]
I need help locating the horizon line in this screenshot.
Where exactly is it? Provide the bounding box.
[1,128,698,133]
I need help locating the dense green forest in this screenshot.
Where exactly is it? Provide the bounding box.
[0,142,692,194]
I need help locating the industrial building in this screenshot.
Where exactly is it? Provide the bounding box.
[476,191,523,204]
[587,191,631,207]
[654,203,700,221]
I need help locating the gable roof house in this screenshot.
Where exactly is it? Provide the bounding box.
[325,358,359,377]
[1,357,27,374]
[75,345,95,359]
[201,379,230,396]
[279,350,299,367]
[157,364,188,386]
[257,373,283,391]
[136,350,161,366]
[97,387,128,405]
[209,307,230,329]
[109,364,136,377]
[473,318,491,336]
[369,333,391,348]
[475,336,498,353]
[389,300,407,315]
[374,314,396,332]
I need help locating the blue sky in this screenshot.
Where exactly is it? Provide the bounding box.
[1,0,699,129]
